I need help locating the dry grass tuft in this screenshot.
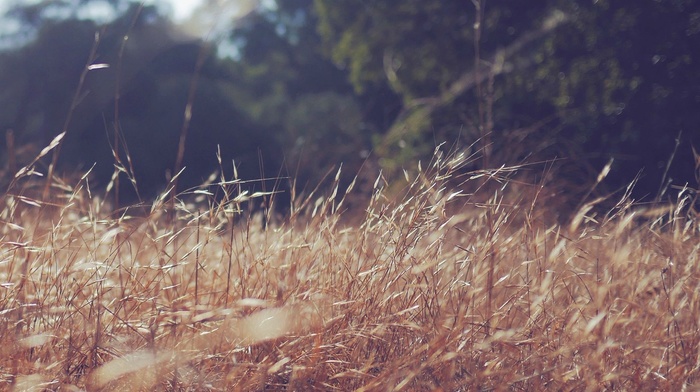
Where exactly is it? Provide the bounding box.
[1,145,699,391]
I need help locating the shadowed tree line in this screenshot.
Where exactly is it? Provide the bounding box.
[0,0,698,209]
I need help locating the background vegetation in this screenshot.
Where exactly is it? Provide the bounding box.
[0,0,698,207]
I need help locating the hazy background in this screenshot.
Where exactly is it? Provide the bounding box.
[0,0,698,209]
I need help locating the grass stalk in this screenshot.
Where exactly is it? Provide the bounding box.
[1,147,699,390]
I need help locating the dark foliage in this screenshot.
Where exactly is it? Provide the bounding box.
[0,0,698,207]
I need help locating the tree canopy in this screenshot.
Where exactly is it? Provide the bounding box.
[315,0,700,196]
[0,0,698,208]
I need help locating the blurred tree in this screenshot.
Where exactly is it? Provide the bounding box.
[227,0,369,191]
[314,0,700,199]
[0,1,283,202]
[523,0,700,198]
[314,0,564,172]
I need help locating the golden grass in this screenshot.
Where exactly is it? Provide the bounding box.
[1,147,699,391]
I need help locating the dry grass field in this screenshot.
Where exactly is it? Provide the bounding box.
[1,146,699,391]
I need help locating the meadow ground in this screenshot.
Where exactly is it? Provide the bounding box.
[1,148,699,391]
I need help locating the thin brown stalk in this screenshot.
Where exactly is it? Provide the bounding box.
[169,42,211,220]
[6,129,16,179]
[43,30,103,201]
[111,4,144,209]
